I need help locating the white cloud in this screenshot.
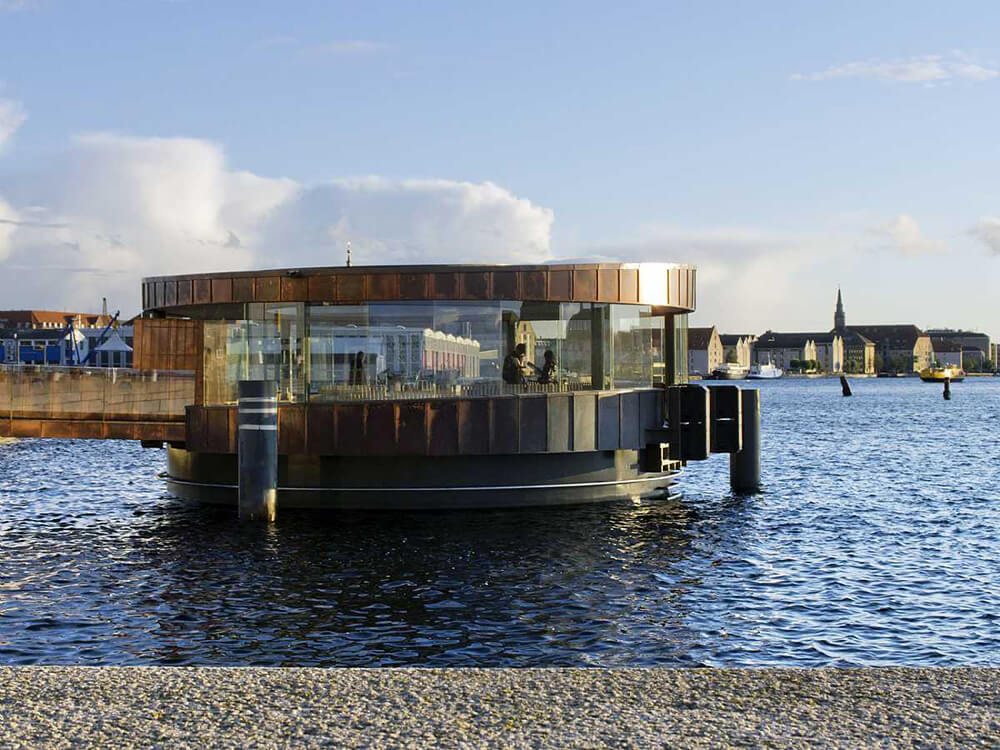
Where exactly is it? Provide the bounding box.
[970,217,1000,254]
[0,198,17,260]
[586,223,842,333]
[0,98,26,150]
[0,133,553,313]
[792,52,1000,84]
[869,214,943,255]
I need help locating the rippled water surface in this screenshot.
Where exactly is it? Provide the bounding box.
[1,377,998,666]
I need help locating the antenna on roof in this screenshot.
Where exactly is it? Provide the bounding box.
[346,240,352,268]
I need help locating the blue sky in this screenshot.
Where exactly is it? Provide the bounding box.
[1,0,998,337]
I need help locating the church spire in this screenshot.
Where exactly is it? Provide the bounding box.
[834,287,845,331]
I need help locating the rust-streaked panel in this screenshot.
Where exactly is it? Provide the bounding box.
[490,397,517,453]
[211,278,233,303]
[306,404,336,455]
[42,420,104,440]
[431,272,459,299]
[620,269,639,303]
[106,421,138,441]
[205,407,230,453]
[457,398,490,454]
[428,400,459,456]
[193,278,212,304]
[363,402,395,454]
[399,272,428,299]
[176,279,193,306]
[308,275,336,301]
[518,395,547,453]
[573,270,597,302]
[280,276,308,301]
[186,406,206,452]
[491,271,518,300]
[549,270,571,301]
[227,407,238,454]
[11,419,42,438]
[335,404,363,454]
[163,281,177,307]
[233,277,254,302]
[366,273,399,301]
[520,270,546,300]
[598,269,619,302]
[278,405,307,454]
[338,273,365,301]
[397,401,428,454]
[255,276,281,302]
[460,272,489,300]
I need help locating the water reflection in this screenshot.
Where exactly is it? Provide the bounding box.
[121,498,708,666]
[3,378,1000,666]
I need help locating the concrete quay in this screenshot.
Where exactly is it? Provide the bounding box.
[0,667,997,748]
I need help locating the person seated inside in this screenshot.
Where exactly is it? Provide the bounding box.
[537,349,557,384]
[502,343,527,385]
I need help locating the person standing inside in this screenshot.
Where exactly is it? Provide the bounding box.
[502,343,527,385]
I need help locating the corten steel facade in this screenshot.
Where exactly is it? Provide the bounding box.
[129,262,698,509]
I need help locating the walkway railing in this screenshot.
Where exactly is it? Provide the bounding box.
[0,365,196,422]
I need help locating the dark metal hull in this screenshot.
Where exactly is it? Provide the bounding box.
[165,446,679,510]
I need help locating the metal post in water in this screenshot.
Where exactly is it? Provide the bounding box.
[238,380,278,522]
[943,377,951,400]
[730,389,760,494]
[840,375,853,397]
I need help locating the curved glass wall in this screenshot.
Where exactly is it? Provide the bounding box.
[203,301,679,404]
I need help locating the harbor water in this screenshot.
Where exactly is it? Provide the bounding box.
[0,378,997,666]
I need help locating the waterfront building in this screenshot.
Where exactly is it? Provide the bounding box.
[928,336,962,367]
[925,329,991,369]
[838,329,876,374]
[754,332,818,372]
[0,310,113,330]
[847,325,933,373]
[720,334,754,368]
[0,324,133,367]
[831,290,919,374]
[811,332,845,374]
[687,326,723,376]
[132,262,701,508]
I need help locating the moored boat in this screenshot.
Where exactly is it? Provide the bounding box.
[710,363,749,380]
[919,365,965,383]
[747,361,783,380]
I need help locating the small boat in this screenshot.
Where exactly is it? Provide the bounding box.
[710,363,749,380]
[747,360,783,380]
[919,365,965,383]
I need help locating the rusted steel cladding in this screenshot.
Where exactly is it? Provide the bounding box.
[141,263,697,314]
[185,389,666,458]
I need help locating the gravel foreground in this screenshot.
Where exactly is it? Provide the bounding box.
[0,667,997,748]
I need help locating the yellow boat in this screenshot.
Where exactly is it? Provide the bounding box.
[919,365,965,382]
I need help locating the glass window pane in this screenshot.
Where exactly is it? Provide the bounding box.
[611,304,654,388]
[308,305,370,398]
[264,303,304,402]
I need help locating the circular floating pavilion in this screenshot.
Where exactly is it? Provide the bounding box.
[138,262,697,509]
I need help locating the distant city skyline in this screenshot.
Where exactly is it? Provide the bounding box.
[0,1,998,338]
